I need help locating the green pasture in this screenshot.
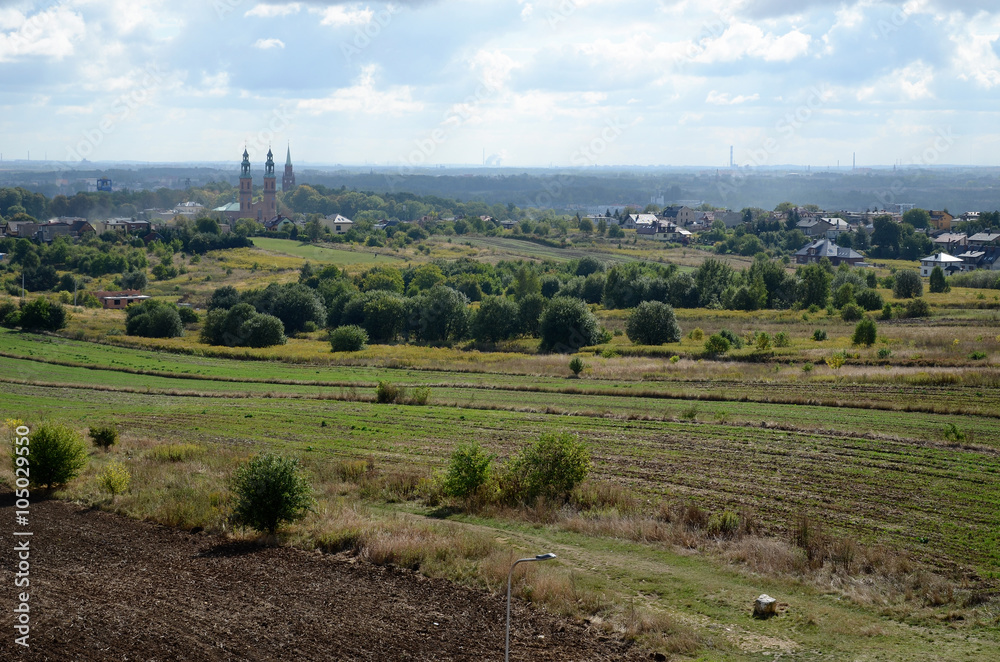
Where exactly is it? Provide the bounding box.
[250,238,400,266]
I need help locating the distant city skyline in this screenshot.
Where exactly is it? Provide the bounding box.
[2,1,999,168]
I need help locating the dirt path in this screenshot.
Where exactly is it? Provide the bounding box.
[0,494,643,661]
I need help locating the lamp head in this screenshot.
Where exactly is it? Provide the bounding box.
[535,553,556,561]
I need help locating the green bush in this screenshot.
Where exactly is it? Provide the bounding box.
[902,298,931,318]
[330,325,369,352]
[17,297,67,332]
[704,333,731,355]
[625,300,681,345]
[441,442,494,499]
[569,356,585,375]
[177,306,199,324]
[13,423,88,490]
[812,328,828,341]
[375,380,406,403]
[503,432,591,504]
[893,270,923,298]
[97,460,130,496]
[855,289,884,311]
[470,296,521,343]
[773,331,791,348]
[538,296,599,352]
[852,317,877,347]
[929,265,950,293]
[88,424,119,450]
[754,332,772,351]
[0,300,20,327]
[229,453,313,535]
[881,303,894,320]
[125,300,184,338]
[718,328,744,348]
[840,303,863,322]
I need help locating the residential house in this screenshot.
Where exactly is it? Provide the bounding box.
[35,222,73,242]
[956,247,1000,271]
[105,218,151,234]
[932,232,967,253]
[2,220,39,238]
[919,252,964,277]
[968,232,1000,247]
[264,215,297,232]
[500,219,518,230]
[620,213,658,230]
[796,217,849,238]
[321,214,354,235]
[929,210,954,231]
[174,201,205,218]
[93,290,150,309]
[793,239,866,267]
[636,221,692,243]
[659,205,698,227]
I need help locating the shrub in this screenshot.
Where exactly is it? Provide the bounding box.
[17,297,67,332]
[13,423,88,490]
[881,303,894,320]
[0,301,20,327]
[340,290,407,343]
[125,300,184,338]
[840,303,863,322]
[330,324,369,352]
[718,328,744,349]
[625,300,681,345]
[893,270,923,298]
[88,424,119,450]
[97,460,131,496]
[239,313,287,348]
[470,296,521,343]
[376,380,406,403]
[201,303,286,347]
[903,298,931,318]
[825,352,846,370]
[441,442,494,499]
[754,332,772,351]
[812,328,828,341]
[229,453,313,535]
[538,296,599,352]
[688,327,704,341]
[704,333,731,355]
[568,356,585,376]
[855,289,884,311]
[706,511,740,537]
[852,317,877,347]
[774,331,791,348]
[118,269,148,291]
[177,306,199,324]
[969,351,987,360]
[929,265,950,293]
[503,432,591,504]
[406,285,470,343]
[208,285,241,311]
[877,347,892,359]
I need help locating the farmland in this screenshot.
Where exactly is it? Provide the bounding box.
[2,233,1000,660]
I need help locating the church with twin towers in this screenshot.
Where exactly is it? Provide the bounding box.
[237,145,296,222]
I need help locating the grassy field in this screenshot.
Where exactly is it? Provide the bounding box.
[249,238,403,267]
[2,317,1000,659]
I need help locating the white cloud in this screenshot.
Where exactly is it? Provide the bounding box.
[311,5,374,27]
[0,6,87,62]
[705,90,760,105]
[253,38,285,50]
[857,62,935,102]
[952,34,1000,88]
[698,23,811,63]
[470,49,520,91]
[245,3,302,18]
[298,65,422,114]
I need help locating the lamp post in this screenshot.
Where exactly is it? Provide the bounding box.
[505,553,556,662]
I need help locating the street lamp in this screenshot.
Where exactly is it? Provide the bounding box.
[505,552,556,662]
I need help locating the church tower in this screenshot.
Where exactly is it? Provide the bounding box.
[263,147,277,220]
[239,147,252,216]
[282,144,296,192]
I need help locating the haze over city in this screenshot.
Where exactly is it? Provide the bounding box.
[2,0,999,168]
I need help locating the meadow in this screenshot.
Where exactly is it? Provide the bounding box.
[2,236,1000,660]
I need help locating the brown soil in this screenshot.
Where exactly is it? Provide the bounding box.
[0,494,642,661]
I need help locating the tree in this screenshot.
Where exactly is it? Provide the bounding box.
[902,208,931,229]
[797,263,832,308]
[871,216,902,258]
[200,303,286,347]
[694,258,734,307]
[704,333,731,355]
[329,325,368,352]
[510,265,541,300]
[575,256,604,277]
[125,299,184,338]
[14,424,88,490]
[538,296,599,352]
[239,313,287,347]
[118,269,148,291]
[929,265,950,293]
[852,317,878,346]
[578,217,594,234]
[625,301,681,345]
[17,297,67,332]
[248,283,326,334]
[229,453,313,535]
[407,263,445,293]
[503,433,590,504]
[359,266,405,293]
[442,442,494,500]
[407,285,470,343]
[471,296,521,343]
[893,270,923,298]
[341,290,407,343]
[517,293,546,336]
[208,285,241,311]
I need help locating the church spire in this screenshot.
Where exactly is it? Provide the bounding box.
[286,143,292,167]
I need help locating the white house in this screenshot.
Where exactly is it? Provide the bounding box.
[919,252,964,277]
[321,214,354,234]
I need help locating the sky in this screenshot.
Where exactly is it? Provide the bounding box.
[1,0,1000,168]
